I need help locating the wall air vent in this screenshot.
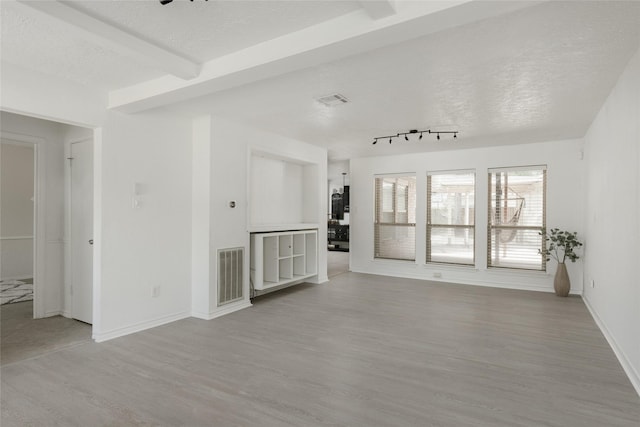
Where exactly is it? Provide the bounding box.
[315,93,349,107]
[217,247,244,306]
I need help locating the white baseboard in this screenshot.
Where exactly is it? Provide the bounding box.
[191,300,252,320]
[583,296,640,397]
[44,310,63,317]
[93,311,190,343]
[349,267,580,295]
[310,275,329,284]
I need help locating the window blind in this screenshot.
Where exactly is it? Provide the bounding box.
[374,175,416,261]
[427,171,475,265]
[488,167,546,270]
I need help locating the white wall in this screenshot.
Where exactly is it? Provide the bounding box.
[350,139,585,293]
[191,116,328,319]
[583,49,640,395]
[0,143,34,280]
[249,156,304,225]
[95,111,192,341]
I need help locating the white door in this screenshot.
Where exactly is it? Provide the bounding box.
[70,140,93,324]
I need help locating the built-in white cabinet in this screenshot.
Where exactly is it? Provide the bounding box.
[250,229,317,293]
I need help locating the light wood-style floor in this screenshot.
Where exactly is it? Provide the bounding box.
[327,250,349,277]
[2,273,638,426]
[1,301,91,366]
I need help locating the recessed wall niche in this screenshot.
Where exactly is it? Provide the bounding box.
[248,150,320,228]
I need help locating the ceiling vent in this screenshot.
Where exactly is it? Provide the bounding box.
[315,93,349,107]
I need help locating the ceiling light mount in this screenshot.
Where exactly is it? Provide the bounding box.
[372,128,458,145]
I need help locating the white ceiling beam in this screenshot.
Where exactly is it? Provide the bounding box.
[16,0,200,80]
[359,0,397,20]
[109,1,542,113]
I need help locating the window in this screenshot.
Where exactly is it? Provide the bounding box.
[427,171,475,265]
[374,175,416,260]
[488,167,546,270]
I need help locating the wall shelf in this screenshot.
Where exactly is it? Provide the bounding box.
[250,229,318,295]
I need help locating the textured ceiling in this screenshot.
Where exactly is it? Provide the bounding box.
[167,1,640,160]
[70,0,361,63]
[0,0,360,91]
[2,1,639,162]
[0,1,165,90]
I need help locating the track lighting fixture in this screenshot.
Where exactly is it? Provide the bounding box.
[160,0,208,4]
[371,129,459,145]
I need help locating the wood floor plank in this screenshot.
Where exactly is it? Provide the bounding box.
[2,272,638,426]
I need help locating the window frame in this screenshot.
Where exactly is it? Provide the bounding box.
[426,170,476,266]
[487,166,547,271]
[374,174,417,261]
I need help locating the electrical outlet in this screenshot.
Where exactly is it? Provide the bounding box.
[152,285,161,298]
[433,272,442,278]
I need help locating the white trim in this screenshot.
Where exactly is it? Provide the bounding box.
[582,296,640,397]
[488,164,547,173]
[374,171,417,179]
[308,275,329,284]
[44,310,63,317]
[483,266,550,278]
[1,132,44,319]
[350,268,573,295]
[91,129,102,337]
[0,236,34,240]
[191,300,252,321]
[427,168,476,176]
[93,310,191,343]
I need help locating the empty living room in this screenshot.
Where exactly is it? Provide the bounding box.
[1,1,639,426]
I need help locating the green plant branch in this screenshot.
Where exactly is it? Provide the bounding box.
[539,228,583,264]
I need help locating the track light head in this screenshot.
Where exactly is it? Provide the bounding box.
[419,132,423,140]
[389,137,392,144]
[454,133,457,139]
[437,133,440,140]
[404,134,409,141]
[372,138,377,145]
[160,0,173,4]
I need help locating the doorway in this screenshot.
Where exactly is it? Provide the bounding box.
[1,111,94,364]
[0,141,35,306]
